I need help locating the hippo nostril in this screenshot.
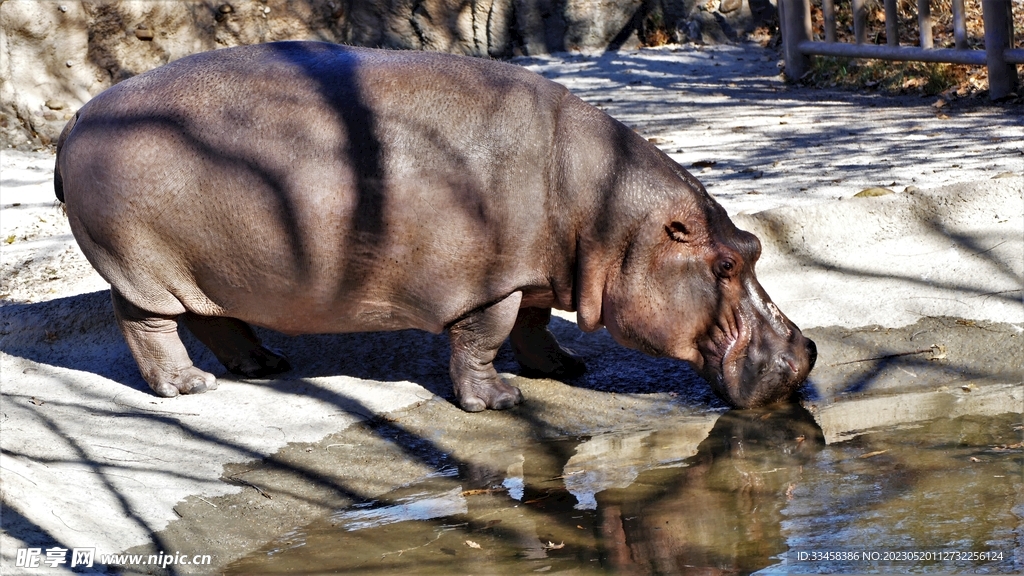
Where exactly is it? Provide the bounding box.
[780,353,799,374]
[807,339,817,370]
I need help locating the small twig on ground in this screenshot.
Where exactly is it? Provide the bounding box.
[975,289,1022,299]
[829,348,936,366]
[112,398,200,417]
[229,475,272,499]
[970,241,1006,257]
[381,532,444,559]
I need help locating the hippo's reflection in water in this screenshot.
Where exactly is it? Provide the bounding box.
[596,405,824,574]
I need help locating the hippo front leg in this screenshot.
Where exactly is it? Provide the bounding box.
[510,307,586,379]
[448,291,525,412]
[111,290,216,397]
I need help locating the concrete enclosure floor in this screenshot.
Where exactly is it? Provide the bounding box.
[1,42,1022,574]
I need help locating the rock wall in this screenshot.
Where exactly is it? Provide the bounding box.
[0,0,776,149]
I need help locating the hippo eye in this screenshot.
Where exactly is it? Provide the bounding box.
[716,259,736,278]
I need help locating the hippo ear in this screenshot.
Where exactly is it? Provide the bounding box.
[666,222,690,243]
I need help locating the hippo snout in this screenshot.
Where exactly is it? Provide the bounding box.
[749,332,815,408]
[775,337,817,379]
[700,324,816,409]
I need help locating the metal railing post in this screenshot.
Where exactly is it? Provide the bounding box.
[780,0,812,80]
[982,0,1019,99]
[853,0,868,44]
[918,0,933,48]
[824,0,837,43]
[884,0,899,46]
[952,0,968,50]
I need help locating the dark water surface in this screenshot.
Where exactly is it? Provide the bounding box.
[226,407,1022,574]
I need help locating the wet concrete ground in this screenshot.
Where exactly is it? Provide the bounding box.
[2,42,1022,574]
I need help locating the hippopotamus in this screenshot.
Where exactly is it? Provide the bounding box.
[54,41,815,411]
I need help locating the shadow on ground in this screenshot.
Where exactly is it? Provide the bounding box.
[0,289,713,403]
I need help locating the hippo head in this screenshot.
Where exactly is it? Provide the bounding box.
[580,183,816,409]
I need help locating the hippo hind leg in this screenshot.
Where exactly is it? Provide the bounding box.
[510,307,585,379]
[448,291,525,412]
[111,289,216,397]
[179,313,291,378]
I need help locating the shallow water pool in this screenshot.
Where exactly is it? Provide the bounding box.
[227,406,1022,574]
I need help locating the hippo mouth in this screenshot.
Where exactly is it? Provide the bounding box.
[696,313,816,409]
[696,317,750,394]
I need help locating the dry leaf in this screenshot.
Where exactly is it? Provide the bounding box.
[854,187,894,198]
[461,488,506,496]
[465,540,481,549]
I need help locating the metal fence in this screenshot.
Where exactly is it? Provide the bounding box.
[779,0,1022,99]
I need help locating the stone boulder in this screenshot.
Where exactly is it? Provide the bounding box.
[0,0,776,149]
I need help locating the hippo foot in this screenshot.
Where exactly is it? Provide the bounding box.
[516,347,586,379]
[224,346,292,378]
[179,314,292,379]
[448,291,525,412]
[151,366,218,398]
[455,376,524,412]
[510,307,586,379]
[111,290,220,399]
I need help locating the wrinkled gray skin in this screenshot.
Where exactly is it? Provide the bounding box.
[55,42,815,411]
